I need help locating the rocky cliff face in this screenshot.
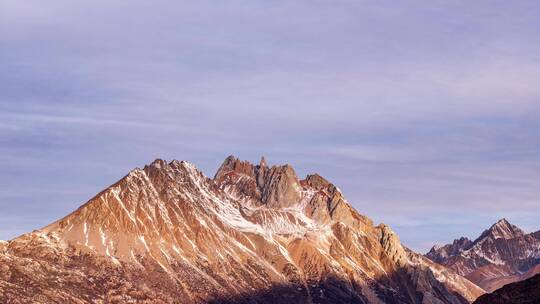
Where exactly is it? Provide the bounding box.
[426,219,540,292]
[0,156,483,303]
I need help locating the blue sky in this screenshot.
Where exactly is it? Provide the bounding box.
[1,0,539,252]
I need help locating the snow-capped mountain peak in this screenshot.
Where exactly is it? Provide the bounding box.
[478,218,525,241]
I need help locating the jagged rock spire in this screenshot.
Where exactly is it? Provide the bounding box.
[259,156,267,168]
[214,155,256,179]
[304,173,331,190]
[214,155,302,208]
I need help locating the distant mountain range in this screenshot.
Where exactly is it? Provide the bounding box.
[0,156,482,304]
[426,218,540,292]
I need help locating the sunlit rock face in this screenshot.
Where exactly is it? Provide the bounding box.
[0,156,483,304]
[426,219,540,292]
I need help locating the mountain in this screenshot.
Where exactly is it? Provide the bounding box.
[0,156,483,303]
[473,274,540,304]
[426,219,540,292]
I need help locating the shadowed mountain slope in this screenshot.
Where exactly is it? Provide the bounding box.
[473,274,540,304]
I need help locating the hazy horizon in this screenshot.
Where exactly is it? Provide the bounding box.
[1,0,540,252]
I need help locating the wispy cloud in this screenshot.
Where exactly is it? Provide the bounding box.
[0,112,175,129]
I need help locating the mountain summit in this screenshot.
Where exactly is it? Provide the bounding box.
[426,219,540,292]
[0,156,483,303]
[477,218,525,241]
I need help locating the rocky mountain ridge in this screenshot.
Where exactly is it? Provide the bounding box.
[426,219,540,292]
[0,156,483,303]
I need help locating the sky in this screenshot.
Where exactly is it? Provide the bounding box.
[1,0,540,252]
